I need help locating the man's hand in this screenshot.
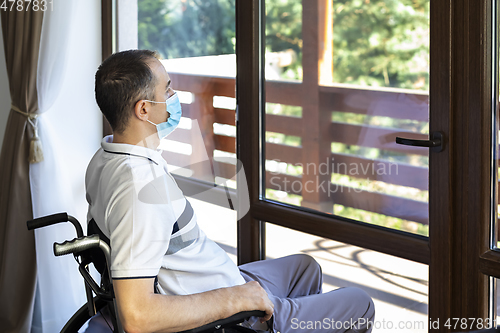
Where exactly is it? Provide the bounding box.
[113,278,274,333]
[230,281,274,322]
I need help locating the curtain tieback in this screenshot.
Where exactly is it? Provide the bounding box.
[11,104,44,164]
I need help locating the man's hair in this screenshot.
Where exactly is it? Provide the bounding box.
[95,49,160,133]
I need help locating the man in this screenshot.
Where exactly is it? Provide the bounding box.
[87,49,375,333]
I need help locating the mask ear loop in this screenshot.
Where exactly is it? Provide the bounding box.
[143,99,169,127]
[143,100,167,104]
[144,99,169,119]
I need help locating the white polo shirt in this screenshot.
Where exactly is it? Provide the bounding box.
[85,135,245,295]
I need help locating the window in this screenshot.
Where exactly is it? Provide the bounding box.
[263,0,430,236]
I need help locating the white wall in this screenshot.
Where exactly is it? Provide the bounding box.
[42,0,103,222]
[45,0,102,161]
[0,21,12,150]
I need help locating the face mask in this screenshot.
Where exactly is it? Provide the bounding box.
[145,93,182,140]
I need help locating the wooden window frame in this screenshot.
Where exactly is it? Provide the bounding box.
[101,0,114,136]
[427,0,495,325]
[235,0,497,330]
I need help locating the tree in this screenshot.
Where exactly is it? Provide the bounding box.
[138,0,235,59]
[332,0,429,90]
[139,0,429,90]
[264,0,303,80]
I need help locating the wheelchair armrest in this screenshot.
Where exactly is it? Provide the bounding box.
[178,310,267,333]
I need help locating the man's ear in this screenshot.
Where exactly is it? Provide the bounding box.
[134,100,150,121]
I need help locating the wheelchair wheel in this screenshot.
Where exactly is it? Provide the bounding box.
[60,297,109,333]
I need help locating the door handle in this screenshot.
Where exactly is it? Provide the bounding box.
[396,131,444,152]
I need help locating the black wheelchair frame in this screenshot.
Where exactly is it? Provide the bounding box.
[27,213,265,333]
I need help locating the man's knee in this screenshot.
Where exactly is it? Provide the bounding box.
[295,254,322,280]
[346,287,375,333]
[349,287,374,316]
[294,254,321,273]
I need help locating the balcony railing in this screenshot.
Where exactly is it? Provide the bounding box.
[165,72,430,230]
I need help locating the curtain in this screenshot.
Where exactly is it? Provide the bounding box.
[0,8,44,333]
[29,1,86,332]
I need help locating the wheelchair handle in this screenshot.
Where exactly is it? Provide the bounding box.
[27,212,84,238]
[54,234,102,257]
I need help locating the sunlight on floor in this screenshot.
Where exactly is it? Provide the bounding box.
[190,197,428,333]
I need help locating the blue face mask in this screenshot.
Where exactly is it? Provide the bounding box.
[146,93,182,140]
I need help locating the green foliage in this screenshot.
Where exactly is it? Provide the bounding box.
[138,0,235,59]
[137,0,168,53]
[265,0,303,80]
[138,0,430,89]
[332,0,429,90]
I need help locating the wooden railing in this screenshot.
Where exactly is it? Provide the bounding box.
[166,72,430,226]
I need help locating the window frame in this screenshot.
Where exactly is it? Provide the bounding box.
[234,0,497,329]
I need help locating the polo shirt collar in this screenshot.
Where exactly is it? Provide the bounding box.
[101,135,164,166]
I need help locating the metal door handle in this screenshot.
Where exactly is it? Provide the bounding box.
[396,131,443,152]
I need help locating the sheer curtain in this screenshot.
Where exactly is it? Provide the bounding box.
[29,1,102,332]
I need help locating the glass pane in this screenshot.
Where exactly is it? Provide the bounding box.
[138,0,238,187]
[192,198,238,264]
[264,0,430,236]
[266,223,428,332]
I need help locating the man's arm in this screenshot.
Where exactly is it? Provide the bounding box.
[113,278,274,333]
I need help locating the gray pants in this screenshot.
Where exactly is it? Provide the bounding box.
[239,254,375,333]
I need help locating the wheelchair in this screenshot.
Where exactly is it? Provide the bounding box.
[27,213,265,333]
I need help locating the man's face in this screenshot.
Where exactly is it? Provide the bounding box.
[148,58,175,124]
